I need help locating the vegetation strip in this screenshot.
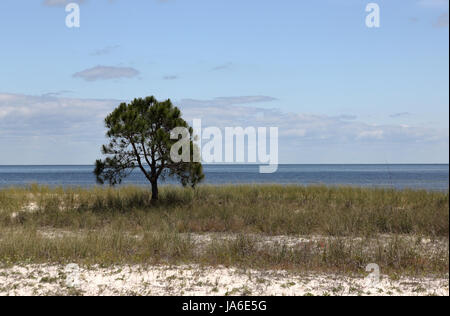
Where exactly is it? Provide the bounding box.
[0,185,448,277]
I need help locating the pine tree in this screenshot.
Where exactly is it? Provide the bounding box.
[94,96,204,200]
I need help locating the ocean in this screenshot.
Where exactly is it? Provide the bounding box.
[0,164,448,191]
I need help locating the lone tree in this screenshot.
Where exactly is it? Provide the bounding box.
[94,96,204,200]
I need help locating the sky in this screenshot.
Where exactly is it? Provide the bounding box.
[0,0,448,164]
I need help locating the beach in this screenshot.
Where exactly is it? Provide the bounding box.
[0,185,448,296]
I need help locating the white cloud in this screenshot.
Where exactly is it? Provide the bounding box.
[43,0,172,7]
[0,93,117,138]
[418,0,449,8]
[434,12,449,27]
[357,130,384,140]
[211,62,233,71]
[390,112,411,118]
[163,75,179,80]
[43,0,85,7]
[90,45,120,56]
[73,66,140,82]
[179,96,277,107]
[177,99,448,145]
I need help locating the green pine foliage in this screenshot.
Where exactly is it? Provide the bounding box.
[94,96,204,200]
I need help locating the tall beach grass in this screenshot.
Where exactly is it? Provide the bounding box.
[0,185,448,275]
[1,184,448,237]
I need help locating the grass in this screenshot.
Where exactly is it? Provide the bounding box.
[1,184,448,236]
[0,184,448,276]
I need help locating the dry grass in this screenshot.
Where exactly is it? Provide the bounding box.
[1,184,448,236]
[0,185,448,276]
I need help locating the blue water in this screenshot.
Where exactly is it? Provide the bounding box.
[0,165,448,191]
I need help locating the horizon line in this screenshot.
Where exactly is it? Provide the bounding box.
[0,163,449,167]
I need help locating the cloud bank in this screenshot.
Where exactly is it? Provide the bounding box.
[0,93,448,164]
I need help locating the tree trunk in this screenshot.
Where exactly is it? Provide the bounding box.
[151,180,159,201]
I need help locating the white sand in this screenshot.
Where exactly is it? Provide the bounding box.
[0,264,448,296]
[10,202,39,219]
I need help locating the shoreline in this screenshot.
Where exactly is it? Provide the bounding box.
[1,164,448,192]
[0,183,449,193]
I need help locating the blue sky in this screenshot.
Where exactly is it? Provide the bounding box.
[0,0,448,164]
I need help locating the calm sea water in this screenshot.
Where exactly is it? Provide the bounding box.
[0,164,448,191]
